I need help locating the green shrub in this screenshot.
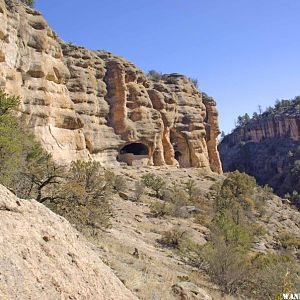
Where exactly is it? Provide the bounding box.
[19,0,34,7]
[133,180,145,201]
[162,184,192,218]
[188,77,198,88]
[278,231,300,249]
[183,179,198,202]
[0,90,22,186]
[201,238,249,294]
[212,209,253,252]
[0,90,66,197]
[142,173,166,198]
[150,200,171,217]
[0,91,111,230]
[48,161,113,229]
[149,184,192,218]
[201,170,296,297]
[159,227,187,249]
[199,207,254,293]
[113,175,127,192]
[290,160,300,176]
[147,70,163,82]
[290,190,300,208]
[246,253,300,299]
[14,141,65,202]
[250,185,271,216]
[215,171,257,212]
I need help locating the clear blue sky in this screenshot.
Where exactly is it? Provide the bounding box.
[35,0,300,134]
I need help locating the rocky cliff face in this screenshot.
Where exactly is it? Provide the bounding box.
[219,101,300,196]
[224,113,300,145]
[0,0,222,173]
[0,184,137,299]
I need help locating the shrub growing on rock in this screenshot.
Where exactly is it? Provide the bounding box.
[19,0,34,7]
[113,175,127,193]
[245,253,300,300]
[142,173,166,198]
[278,231,300,250]
[188,77,198,88]
[48,161,113,229]
[0,90,56,193]
[200,208,253,293]
[214,171,257,213]
[133,180,145,201]
[147,70,163,82]
[183,179,198,202]
[150,200,171,217]
[162,184,190,218]
[0,91,23,186]
[18,151,64,203]
[159,227,188,249]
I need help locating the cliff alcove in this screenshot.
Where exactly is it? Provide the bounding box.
[118,142,149,166]
[170,130,191,167]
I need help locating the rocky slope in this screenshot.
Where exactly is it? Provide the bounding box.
[78,166,300,299]
[219,98,300,196]
[0,184,137,300]
[0,0,222,173]
[2,163,300,300]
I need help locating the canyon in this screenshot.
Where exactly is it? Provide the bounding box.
[219,100,300,196]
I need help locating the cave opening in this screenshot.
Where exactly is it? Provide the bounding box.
[120,143,149,155]
[118,142,149,166]
[170,130,191,167]
[174,150,182,162]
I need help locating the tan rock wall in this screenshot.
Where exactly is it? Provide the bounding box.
[227,116,300,145]
[0,0,222,173]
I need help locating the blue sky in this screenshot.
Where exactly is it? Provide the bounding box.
[35,0,300,134]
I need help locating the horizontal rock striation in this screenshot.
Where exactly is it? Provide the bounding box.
[0,0,222,173]
[225,113,300,145]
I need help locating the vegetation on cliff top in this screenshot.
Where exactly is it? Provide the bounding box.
[146,70,199,87]
[19,0,34,8]
[233,95,300,130]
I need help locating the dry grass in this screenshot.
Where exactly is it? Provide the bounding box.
[72,166,297,300]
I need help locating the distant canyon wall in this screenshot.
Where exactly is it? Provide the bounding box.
[225,114,300,145]
[219,108,300,195]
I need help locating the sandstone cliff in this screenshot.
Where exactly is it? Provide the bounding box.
[0,0,222,172]
[219,98,300,196]
[223,110,300,145]
[0,184,137,299]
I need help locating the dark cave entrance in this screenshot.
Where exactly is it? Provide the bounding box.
[170,130,191,167]
[118,142,149,166]
[119,143,149,155]
[174,150,182,162]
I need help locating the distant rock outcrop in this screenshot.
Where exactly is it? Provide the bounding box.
[219,99,300,196]
[0,0,222,173]
[0,184,137,299]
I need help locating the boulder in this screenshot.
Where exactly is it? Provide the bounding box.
[0,184,137,300]
[172,281,212,300]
